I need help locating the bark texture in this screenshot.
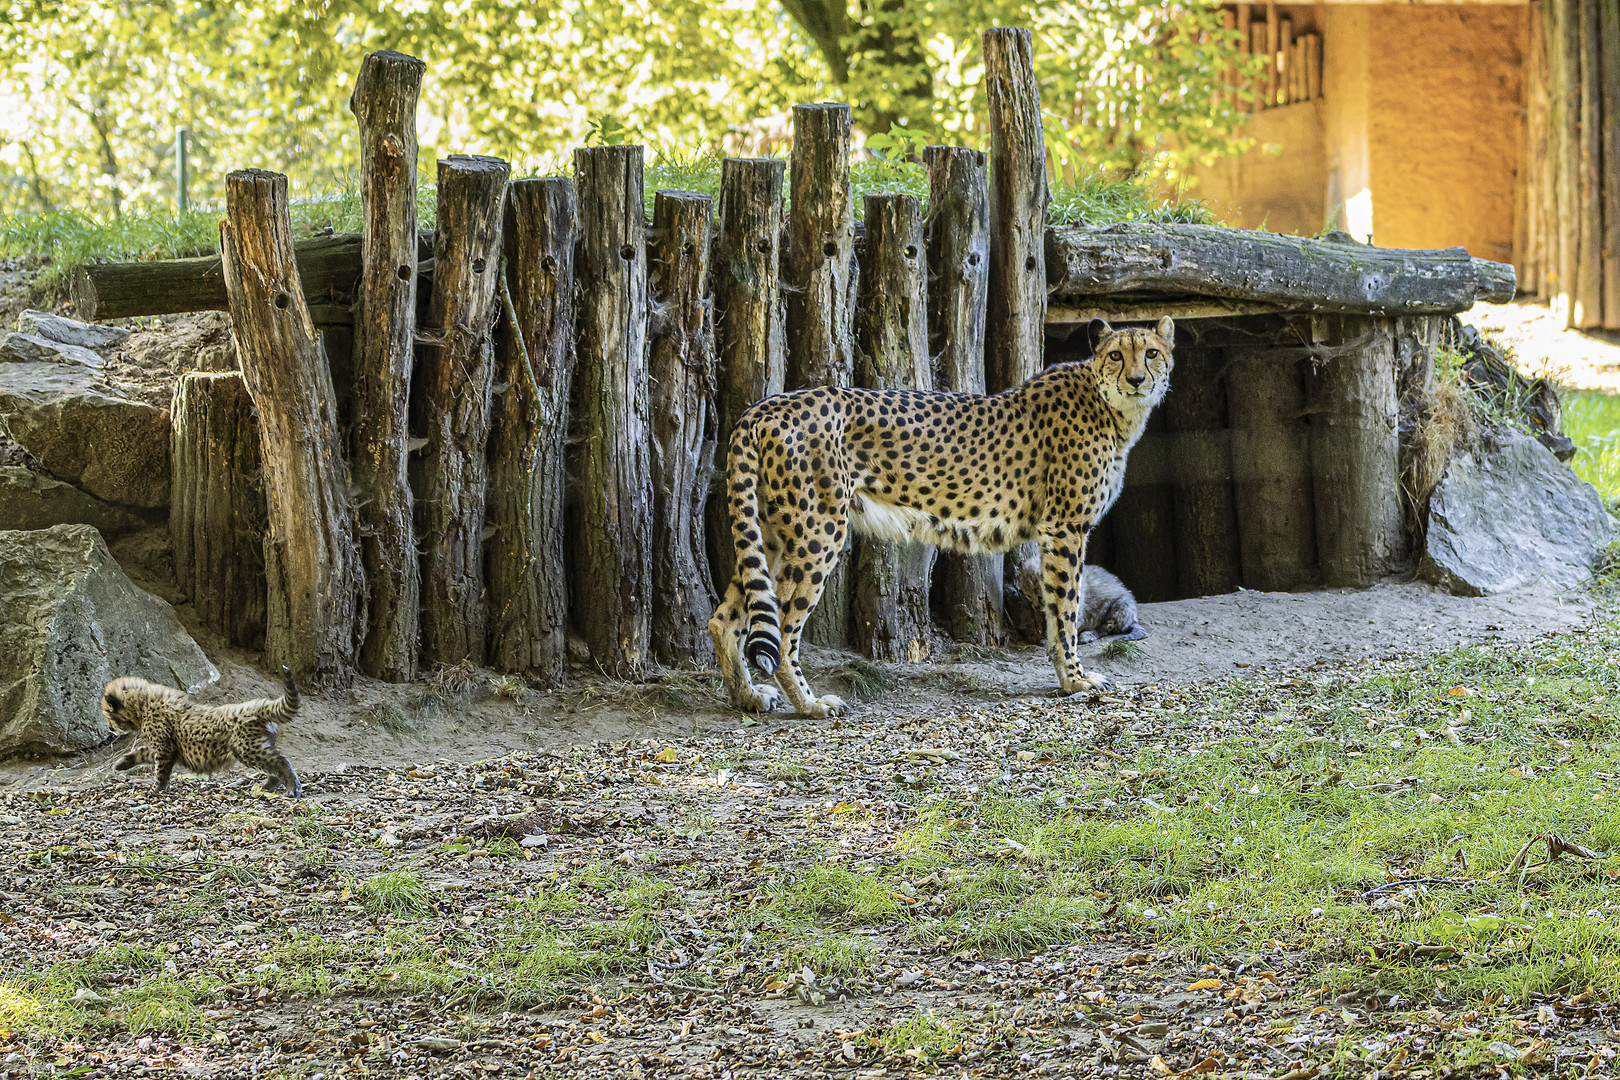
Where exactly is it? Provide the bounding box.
[1163,345,1241,597]
[415,154,510,668]
[1227,348,1317,591]
[852,193,934,662]
[487,177,577,684]
[220,169,365,684]
[348,48,424,682]
[170,371,267,650]
[572,145,652,676]
[648,190,719,665]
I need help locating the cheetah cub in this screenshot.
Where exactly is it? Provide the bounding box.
[710,317,1175,716]
[102,667,303,798]
[1078,566,1147,644]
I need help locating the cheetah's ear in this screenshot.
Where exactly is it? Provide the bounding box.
[1087,318,1112,353]
[103,691,121,712]
[1155,316,1175,345]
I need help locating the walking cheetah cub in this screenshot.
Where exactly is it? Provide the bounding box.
[102,667,303,798]
[710,317,1175,716]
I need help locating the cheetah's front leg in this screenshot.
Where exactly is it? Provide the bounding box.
[1037,524,1111,694]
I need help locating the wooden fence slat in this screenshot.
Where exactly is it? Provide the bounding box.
[924,145,1001,645]
[220,169,365,684]
[487,177,577,683]
[852,193,934,662]
[649,190,719,665]
[1576,0,1605,327]
[348,48,425,682]
[572,145,653,677]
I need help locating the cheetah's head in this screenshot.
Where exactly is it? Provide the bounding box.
[1088,317,1174,412]
[101,677,154,736]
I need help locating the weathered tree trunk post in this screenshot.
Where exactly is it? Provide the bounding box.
[1106,411,1179,602]
[984,27,1050,641]
[220,169,365,684]
[572,145,653,676]
[415,154,510,668]
[707,157,786,591]
[786,104,857,648]
[649,190,719,665]
[170,371,267,650]
[348,48,424,682]
[487,177,577,684]
[1164,345,1242,596]
[1305,315,1407,585]
[852,193,934,662]
[1228,348,1317,591]
[923,145,1001,645]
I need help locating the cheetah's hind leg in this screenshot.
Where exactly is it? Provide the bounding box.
[258,755,302,799]
[708,579,787,714]
[1115,623,1148,642]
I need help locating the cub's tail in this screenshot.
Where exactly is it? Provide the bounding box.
[276,666,301,721]
[728,420,780,676]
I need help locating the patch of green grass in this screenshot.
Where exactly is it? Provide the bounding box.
[788,935,876,980]
[769,865,908,928]
[1562,389,1620,506]
[365,701,417,736]
[834,658,892,702]
[874,1010,966,1061]
[357,871,430,918]
[1099,638,1147,662]
[1046,167,1214,227]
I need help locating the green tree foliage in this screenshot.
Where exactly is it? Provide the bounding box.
[0,0,1251,218]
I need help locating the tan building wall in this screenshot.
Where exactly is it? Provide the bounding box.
[1189,102,1328,236]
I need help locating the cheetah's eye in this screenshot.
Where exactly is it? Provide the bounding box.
[1146,349,1158,359]
[1108,351,1123,362]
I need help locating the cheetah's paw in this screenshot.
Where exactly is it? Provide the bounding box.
[733,683,787,714]
[1059,672,1113,696]
[799,694,848,719]
[1077,629,1099,645]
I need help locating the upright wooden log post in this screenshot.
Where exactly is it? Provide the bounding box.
[787,103,857,648]
[708,157,785,591]
[487,177,577,683]
[924,145,1001,645]
[1227,349,1317,591]
[649,190,719,665]
[1163,345,1241,597]
[220,169,365,684]
[348,48,424,682]
[1106,411,1179,602]
[572,145,653,676]
[1305,316,1406,586]
[416,154,510,668]
[984,27,1049,639]
[852,193,934,662]
[170,371,267,650]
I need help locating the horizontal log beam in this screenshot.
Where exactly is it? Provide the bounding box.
[1045,223,1516,315]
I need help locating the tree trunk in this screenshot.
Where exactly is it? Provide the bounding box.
[648,190,719,665]
[1601,0,1620,326]
[415,154,510,669]
[708,157,786,593]
[1305,315,1406,586]
[851,193,934,662]
[487,177,578,684]
[220,169,365,684]
[786,103,857,649]
[1227,348,1316,591]
[348,48,424,682]
[572,145,653,677]
[1576,0,1605,327]
[1163,345,1241,597]
[170,370,266,650]
[1106,410,1178,603]
[984,27,1049,641]
[923,144,1000,645]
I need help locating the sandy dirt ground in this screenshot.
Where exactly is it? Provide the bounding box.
[1467,299,1620,392]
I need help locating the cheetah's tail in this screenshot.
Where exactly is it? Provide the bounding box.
[277,666,301,720]
[729,422,780,677]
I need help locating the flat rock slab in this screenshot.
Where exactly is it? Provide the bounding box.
[17,309,131,350]
[0,362,170,509]
[1420,428,1615,596]
[0,524,216,759]
[0,465,150,537]
[0,332,104,369]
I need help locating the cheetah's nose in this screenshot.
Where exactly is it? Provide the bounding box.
[1126,374,1147,389]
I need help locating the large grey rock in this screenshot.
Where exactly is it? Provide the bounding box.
[0,465,150,537]
[1420,428,1614,596]
[17,309,130,350]
[0,524,216,758]
[0,332,104,369]
[0,362,170,509]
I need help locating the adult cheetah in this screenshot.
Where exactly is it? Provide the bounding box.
[709,317,1175,717]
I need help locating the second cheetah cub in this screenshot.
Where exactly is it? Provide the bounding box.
[102,667,303,798]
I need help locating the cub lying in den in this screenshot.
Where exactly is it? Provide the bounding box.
[102,667,303,798]
[709,317,1174,717]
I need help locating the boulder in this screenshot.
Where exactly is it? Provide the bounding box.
[0,362,170,509]
[17,309,131,350]
[0,332,104,369]
[0,524,217,759]
[0,465,150,537]
[1420,428,1615,596]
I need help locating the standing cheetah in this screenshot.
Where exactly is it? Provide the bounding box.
[709,317,1175,716]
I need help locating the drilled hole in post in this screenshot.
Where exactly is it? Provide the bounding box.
[682,241,696,257]
[397,264,412,281]
[904,245,918,259]
[756,239,771,255]
[620,244,636,261]
[1024,255,1037,272]
[823,241,838,257]
[273,292,290,310]
[542,255,557,273]
[472,258,487,274]
[968,252,981,267]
